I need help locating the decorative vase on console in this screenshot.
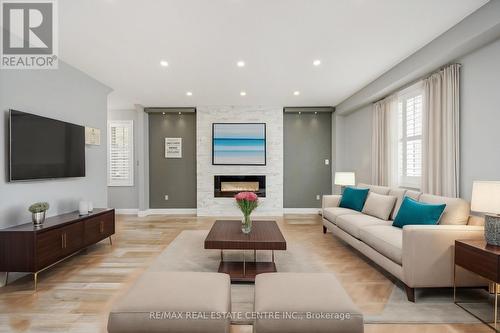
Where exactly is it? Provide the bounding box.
[28,202,49,227]
[235,192,259,234]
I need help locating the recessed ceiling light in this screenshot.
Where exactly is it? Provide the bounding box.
[160,60,169,67]
[186,91,193,96]
[240,91,247,96]
[293,91,300,96]
[237,60,245,67]
[313,59,321,66]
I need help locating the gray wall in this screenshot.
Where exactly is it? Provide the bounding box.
[459,37,500,201]
[335,105,373,186]
[107,109,139,209]
[284,110,332,208]
[0,61,110,229]
[335,37,500,200]
[335,0,500,115]
[149,111,196,208]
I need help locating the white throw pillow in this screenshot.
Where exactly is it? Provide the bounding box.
[362,192,397,221]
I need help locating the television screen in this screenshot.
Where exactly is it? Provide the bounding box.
[9,110,86,181]
[212,123,266,165]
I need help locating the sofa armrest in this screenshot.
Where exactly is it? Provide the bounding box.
[322,195,341,210]
[402,225,485,288]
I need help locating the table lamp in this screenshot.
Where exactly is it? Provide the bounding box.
[335,172,355,194]
[471,181,500,246]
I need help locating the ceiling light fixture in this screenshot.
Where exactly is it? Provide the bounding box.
[162,112,166,115]
[314,111,318,115]
[160,60,169,67]
[178,112,182,115]
[298,111,302,115]
[240,91,247,96]
[313,59,321,66]
[293,91,300,96]
[186,91,193,96]
[237,60,245,67]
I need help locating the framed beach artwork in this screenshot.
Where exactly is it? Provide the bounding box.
[212,123,266,165]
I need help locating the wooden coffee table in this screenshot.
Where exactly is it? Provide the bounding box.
[204,220,287,282]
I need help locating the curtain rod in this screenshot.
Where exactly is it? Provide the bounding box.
[372,62,461,105]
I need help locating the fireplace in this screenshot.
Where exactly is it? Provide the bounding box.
[214,175,266,198]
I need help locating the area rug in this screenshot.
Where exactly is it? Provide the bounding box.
[147,230,494,324]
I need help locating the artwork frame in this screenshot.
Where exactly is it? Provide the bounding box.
[212,123,266,166]
[165,137,182,158]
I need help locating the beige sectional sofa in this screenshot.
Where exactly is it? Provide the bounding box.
[322,183,485,301]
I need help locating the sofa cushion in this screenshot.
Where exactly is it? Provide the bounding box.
[393,197,446,228]
[359,225,403,265]
[323,207,361,223]
[336,214,392,239]
[389,188,407,220]
[107,272,231,333]
[406,190,422,201]
[358,183,391,195]
[362,192,397,220]
[339,187,369,212]
[255,273,364,333]
[419,194,470,225]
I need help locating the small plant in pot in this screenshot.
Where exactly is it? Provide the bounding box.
[29,202,49,226]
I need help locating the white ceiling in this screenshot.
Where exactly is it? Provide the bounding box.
[58,0,488,109]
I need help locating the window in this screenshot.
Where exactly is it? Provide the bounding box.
[397,87,423,189]
[108,120,134,186]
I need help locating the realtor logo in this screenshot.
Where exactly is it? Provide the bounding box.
[1,0,58,69]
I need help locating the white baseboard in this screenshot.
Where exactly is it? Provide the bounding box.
[138,209,197,216]
[114,209,139,215]
[283,208,321,214]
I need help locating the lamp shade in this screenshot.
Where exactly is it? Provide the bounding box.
[471,181,500,215]
[335,172,355,186]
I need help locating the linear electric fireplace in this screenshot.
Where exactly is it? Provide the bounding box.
[214,175,266,198]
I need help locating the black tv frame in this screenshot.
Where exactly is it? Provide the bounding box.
[8,109,86,182]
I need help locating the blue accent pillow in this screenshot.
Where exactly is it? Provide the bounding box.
[339,187,369,212]
[392,196,446,228]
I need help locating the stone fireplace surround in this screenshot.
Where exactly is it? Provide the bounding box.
[196,106,283,216]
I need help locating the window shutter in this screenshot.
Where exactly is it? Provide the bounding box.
[396,85,423,189]
[108,121,134,186]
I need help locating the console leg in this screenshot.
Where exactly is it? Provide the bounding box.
[323,226,327,234]
[4,272,8,286]
[109,236,113,246]
[33,272,38,291]
[405,285,415,302]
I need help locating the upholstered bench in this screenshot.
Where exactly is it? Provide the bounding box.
[254,273,364,333]
[107,272,231,333]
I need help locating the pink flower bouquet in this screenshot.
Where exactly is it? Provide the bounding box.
[235,192,258,233]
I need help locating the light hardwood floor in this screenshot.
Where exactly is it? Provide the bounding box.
[0,214,491,333]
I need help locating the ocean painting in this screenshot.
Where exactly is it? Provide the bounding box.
[212,123,266,165]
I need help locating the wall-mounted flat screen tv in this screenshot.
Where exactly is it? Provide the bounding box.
[212,123,266,165]
[9,110,86,181]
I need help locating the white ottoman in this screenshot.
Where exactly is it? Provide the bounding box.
[254,273,364,333]
[108,272,231,333]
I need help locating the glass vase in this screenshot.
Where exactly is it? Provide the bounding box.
[242,214,252,234]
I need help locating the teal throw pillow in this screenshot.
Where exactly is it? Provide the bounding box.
[392,196,446,228]
[339,187,369,212]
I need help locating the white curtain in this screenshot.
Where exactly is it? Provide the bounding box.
[371,95,398,186]
[422,64,461,197]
